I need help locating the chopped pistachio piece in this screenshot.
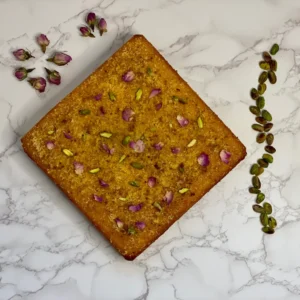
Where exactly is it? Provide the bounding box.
[136,88,143,100]
[150,127,157,132]
[62,149,73,157]
[122,136,131,145]
[153,201,162,211]
[187,139,196,148]
[82,133,88,141]
[79,109,91,115]
[119,154,127,163]
[119,197,127,201]
[131,162,144,169]
[89,168,100,174]
[48,130,55,135]
[179,98,187,104]
[100,132,112,138]
[179,188,189,194]
[147,67,152,75]
[129,180,140,187]
[172,96,179,102]
[108,91,116,101]
[198,116,203,128]
[128,226,136,235]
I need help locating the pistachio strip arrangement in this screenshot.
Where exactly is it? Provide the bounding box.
[12,33,72,92]
[249,43,279,234]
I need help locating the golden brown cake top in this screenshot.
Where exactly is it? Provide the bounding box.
[22,35,246,260]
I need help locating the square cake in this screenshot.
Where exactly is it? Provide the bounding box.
[22,35,246,260]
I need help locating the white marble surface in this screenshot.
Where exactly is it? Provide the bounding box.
[0,0,300,299]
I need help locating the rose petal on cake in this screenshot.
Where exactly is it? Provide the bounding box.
[94,93,102,100]
[176,115,189,127]
[115,218,124,229]
[129,140,145,153]
[135,221,146,230]
[153,142,164,150]
[197,153,210,167]
[220,150,231,164]
[163,191,173,205]
[149,88,161,98]
[46,141,55,150]
[122,70,135,82]
[122,108,135,122]
[129,203,143,212]
[73,161,84,175]
[99,179,109,187]
[102,144,114,155]
[63,132,72,139]
[171,147,181,154]
[155,103,162,111]
[148,177,157,188]
[93,194,103,202]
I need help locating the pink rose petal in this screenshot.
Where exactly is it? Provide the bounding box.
[93,194,103,202]
[46,141,55,150]
[163,191,173,205]
[197,153,210,167]
[129,140,145,153]
[148,177,157,188]
[99,179,109,188]
[129,203,143,212]
[122,71,135,82]
[94,93,102,100]
[63,132,72,139]
[135,221,146,230]
[73,161,84,175]
[122,108,135,122]
[149,88,161,98]
[220,150,231,164]
[171,147,181,154]
[176,115,189,127]
[153,142,164,150]
[155,103,162,111]
[115,218,124,229]
[102,144,115,155]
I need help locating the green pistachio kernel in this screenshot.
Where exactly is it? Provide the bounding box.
[89,168,100,174]
[100,132,112,138]
[62,149,73,156]
[108,91,116,101]
[79,109,91,115]
[129,181,140,187]
[270,43,279,55]
[136,88,143,100]
[179,188,189,194]
[131,162,144,169]
[198,116,204,128]
[119,155,127,163]
[122,136,131,146]
[153,201,162,211]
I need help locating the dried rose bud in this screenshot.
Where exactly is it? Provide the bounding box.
[197,153,209,167]
[94,93,102,100]
[122,71,135,82]
[63,131,72,139]
[220,150,231,164]
[14,67,35,81]
[45,68,61,85]
[47,52,72,66]
[80,26,95,38]
[135,221,146,230]
[98,18,107,36]
[149,88,161,98]
[86,12,96,31]
[28,77,46,93]
[102,144,115,155]
[13,49,34,61]
[99,106,106,115]
[73,161,84,175]
[37,34,50,53]
[129,203,143,212]
[155,103,162,111]
[163,191,173,205]
[122,108,135,122]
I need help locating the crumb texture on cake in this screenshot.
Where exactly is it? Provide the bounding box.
[22,35,246,260]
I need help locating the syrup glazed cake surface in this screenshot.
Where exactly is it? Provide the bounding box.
[22,35,246,260]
